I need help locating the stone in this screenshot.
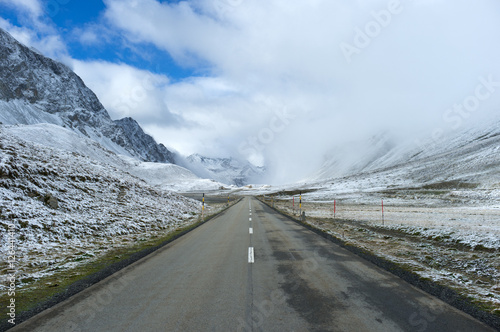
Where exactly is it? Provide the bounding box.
[44,194,59,209]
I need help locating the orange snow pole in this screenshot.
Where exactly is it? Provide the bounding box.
[299,192,302,216]
[202,193,205,217]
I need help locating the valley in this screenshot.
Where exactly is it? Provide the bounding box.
[0,10,500,330]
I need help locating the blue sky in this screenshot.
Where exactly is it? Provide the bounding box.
[1,0,500,183]
[0,0,195,79]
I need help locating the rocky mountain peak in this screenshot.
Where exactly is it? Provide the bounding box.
[0,27,174,164]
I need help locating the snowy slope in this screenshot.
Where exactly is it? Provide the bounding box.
[132,162,223,192]
[182,153,265,186]
[306,117,500,196]
[5,123,131,163]
[3,123,226,192]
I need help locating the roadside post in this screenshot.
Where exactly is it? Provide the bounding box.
[299,192,302,217]
[334,199,336,219]
[202,193,205,218]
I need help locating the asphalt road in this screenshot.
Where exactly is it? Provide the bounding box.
[180,192,236,205]
[12,197,494,331]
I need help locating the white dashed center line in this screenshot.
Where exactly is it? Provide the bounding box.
[248,247,254,263]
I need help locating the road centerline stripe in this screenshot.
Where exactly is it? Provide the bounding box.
[248,247,254,263]
[249,227,253,234]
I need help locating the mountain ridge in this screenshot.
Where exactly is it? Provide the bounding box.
[0,27,174,164]
[181,153,265,186]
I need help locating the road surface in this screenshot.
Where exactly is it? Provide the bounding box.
[12,197,494,331]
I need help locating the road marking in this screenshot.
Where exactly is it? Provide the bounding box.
[248,247,254,263]
[249,228,253,234]
[249,213,252,216]
[249,218,252,221]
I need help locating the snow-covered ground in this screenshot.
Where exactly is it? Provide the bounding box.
[276,200,500,250]
[0,124,226,291]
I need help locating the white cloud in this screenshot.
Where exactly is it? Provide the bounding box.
[0,0,69,59]
[70,60,179,124]
[0,17,67,59]
[100,0,500,183]
[73,27,100,45]
[0,18,32,45]
[0,0,43,18]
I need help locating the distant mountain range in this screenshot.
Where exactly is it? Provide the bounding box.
[182,154,265,187]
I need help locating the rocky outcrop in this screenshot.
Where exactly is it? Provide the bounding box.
[0,28,174,163]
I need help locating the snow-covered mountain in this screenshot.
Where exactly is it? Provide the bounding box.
[303,117,500,199]
[309,132,397,181]
[182,154,265,186]
[0,27,174,163]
